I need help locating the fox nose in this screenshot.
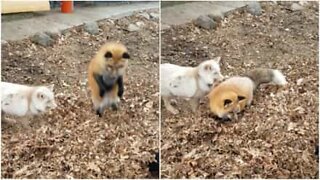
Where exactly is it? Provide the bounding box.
[207,83,213,87]
[233,106,241,113]
[219,74,224,80]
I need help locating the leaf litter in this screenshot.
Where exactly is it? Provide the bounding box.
[1,10,159,179]
[161,2,318,178]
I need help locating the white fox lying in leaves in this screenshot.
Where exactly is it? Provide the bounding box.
[1,82,57,117]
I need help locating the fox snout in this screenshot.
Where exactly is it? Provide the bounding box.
[233,105,241,113]
[216,73,224,81]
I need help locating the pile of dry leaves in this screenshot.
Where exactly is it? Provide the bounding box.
[161,2,318,178]
[1,10,159,178]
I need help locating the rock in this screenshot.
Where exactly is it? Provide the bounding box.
[208,13,223,23]
[194,15,217,30]
[291,3,304,11]
[1,40,8,45]
[278,2,291,6]
[161,24,171,30]
[127,24,140,32]
[270,1,278,5]
[149,12,159,19]
[45,31,60,40]
[61,29,70,36]
[298,1,309,6]
[136,21,145,27]
[83,21,99,35]
[139,12,150,20]
[31,32,54,46]
[247,2,262,16]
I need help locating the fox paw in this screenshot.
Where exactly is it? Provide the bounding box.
[111,103,118,111]
[96,109,103,117]
[167,107,179,115]
[170,99,178,105]
[99,90,106,98]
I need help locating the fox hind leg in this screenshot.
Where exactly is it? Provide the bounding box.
[163,96,179,114]
[111,103,118,111]
[96,108,103,117]
[92,97,104,117]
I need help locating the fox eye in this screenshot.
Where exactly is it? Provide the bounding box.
[38,93,45,99]
[104,51,112,58]
[224,99,232,106]
[238,96,246,101]
[122,52,130,59]
[204,65,212,71]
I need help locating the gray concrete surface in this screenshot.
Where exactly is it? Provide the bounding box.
[161,1,255,29]
[1,2,159,41]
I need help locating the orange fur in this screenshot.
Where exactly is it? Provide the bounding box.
[208,77,254,119]
[209,68,287,119]
[88,42,128,111]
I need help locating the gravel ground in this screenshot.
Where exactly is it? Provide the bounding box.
[161,2,318,178]
[1,10,159,178]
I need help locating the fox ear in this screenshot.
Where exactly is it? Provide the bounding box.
[214,56,221,63]
[238,95,245,101]
[224,99,232,107]
[48,84,54,91]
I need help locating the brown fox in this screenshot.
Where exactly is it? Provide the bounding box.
[208,68,287,120]
[88,42,130,117]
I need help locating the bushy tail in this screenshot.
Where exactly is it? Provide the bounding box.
[245,68,287,89]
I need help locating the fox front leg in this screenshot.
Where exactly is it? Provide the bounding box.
[189,97,200,113]
[117,76,124,98]
[94,73,107,97]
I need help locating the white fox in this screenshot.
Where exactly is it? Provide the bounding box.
[1,82,57,117]
[161,57,223,114]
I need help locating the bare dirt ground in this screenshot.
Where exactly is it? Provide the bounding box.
[1,10,159,178]
[161,2,318,178]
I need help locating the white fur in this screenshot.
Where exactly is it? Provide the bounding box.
[161,57,223,98]
[1,82,57,117]
[94,95,120,111]
[272,70,288,85]
[160,57,223,114]
[161,65,197,97]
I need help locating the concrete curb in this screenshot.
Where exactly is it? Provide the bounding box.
[2,2,158,41]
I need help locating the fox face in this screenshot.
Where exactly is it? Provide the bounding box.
[32,85,57,113]
[101,43,130,84]
[104,51,129,77]
[210,90,247,120]
[198,57,223,88]
[221,94,246,119]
